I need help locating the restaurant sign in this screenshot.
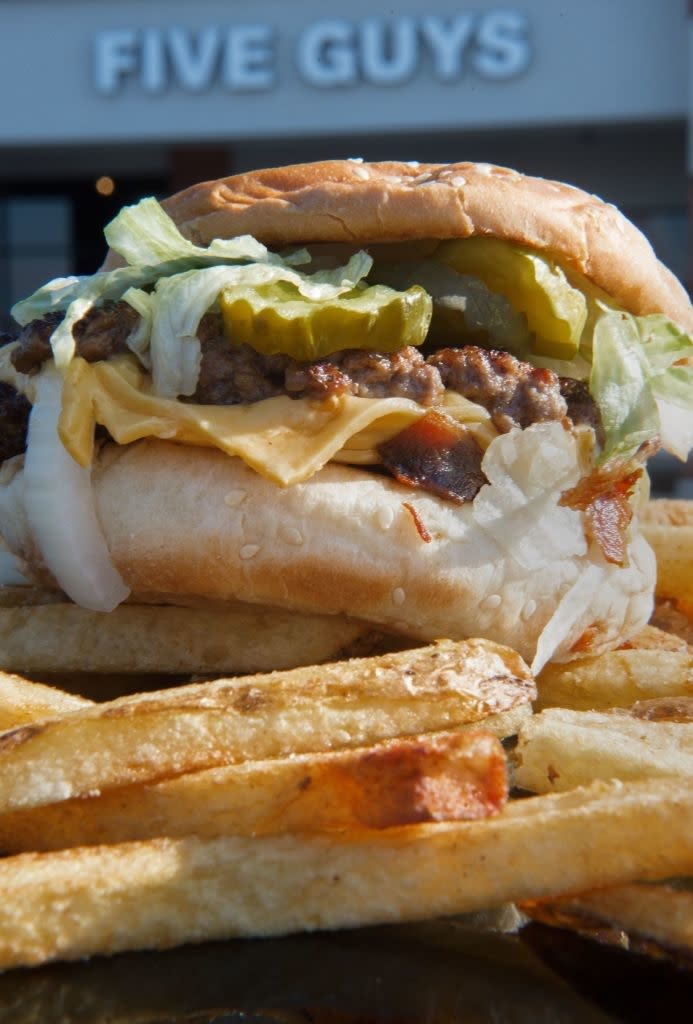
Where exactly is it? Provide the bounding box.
[93,10,532,94]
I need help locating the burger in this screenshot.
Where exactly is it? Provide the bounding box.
[1,159,691,673]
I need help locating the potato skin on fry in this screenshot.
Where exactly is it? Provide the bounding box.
[0,672,90,731]
[535,647,693,711]
[0,601,386,676]
[641,499,693,612]
[0,639,533,813]
[0,730,508,853]
[513,706,693,793]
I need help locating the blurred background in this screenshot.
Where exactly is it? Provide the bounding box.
[0,0,690,493]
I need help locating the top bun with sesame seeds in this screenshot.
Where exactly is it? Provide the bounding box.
[3,159,692,673]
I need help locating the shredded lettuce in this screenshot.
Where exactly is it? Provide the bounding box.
[10,197,371,376]
[590,303,693,462]
[121,287,154,370]
[104,197,273,268]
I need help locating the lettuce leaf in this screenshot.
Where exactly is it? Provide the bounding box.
[590,304,693,462]
[104,197,272,267]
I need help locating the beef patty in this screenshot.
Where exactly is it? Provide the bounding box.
[1,305,601,473]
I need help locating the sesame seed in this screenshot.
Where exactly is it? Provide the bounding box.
[481,594,502,610]
[392,587,406,606]
[377,506,395,530]
[522,599,537,620]
[225,490,247,508]
[239,544,260,560]
[281,526,304,546]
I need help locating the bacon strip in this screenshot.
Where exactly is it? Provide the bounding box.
[402,502,432,543]
[560,463,644,567]
[378,411,487,504]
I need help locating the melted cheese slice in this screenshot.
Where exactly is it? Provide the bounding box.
[58,356,428,486]
[1,344,495,488]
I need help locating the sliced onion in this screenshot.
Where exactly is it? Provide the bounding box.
[24,368,130,611]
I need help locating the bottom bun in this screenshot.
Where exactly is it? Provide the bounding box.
[85,422,654,671]
[1,421,656,672]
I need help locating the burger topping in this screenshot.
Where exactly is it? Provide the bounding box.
[7,195,693,468]
[10,301,139,375]
[434,237,588,360]
[560,453,651,567]
[9,302,589,441]
[0,329,584,508]
[284,347,445,407]
[195,320,445,408]
[0,333,32,464]
[218,279,432,359]
[429,346,569,432]
[0,382,31,465]
[378,411,487,504]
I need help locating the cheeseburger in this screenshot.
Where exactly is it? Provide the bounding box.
[0,160,691,672]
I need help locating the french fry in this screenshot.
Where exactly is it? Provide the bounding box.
[651,599,693,646]
[0,777,690,970]
[513,706,693,793]
[641,498,693,610]
[629,695,693,721]
[618,623,690,652]
[535,647,692,711]
[0,602,392,676]
[0,639,533,813]
[0,672,91,731]
[522,881,693,963]
[0,730,508,853]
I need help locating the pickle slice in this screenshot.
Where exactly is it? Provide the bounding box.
[434,238,587,359]
[219,281,432,360]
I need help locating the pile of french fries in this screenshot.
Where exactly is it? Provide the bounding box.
[0,500,691,972]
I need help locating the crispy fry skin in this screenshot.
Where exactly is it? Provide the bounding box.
[0,672,90,730]
[513,706,693,793]
[0,601,390,676]
[0,639,533,812]
[0,777,690,970]
[535,647,692,711]
[0,730,508,853]
[641,499,693,612]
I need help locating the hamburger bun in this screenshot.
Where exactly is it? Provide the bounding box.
[2,159,692,673]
